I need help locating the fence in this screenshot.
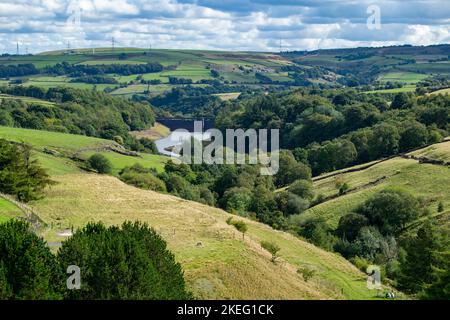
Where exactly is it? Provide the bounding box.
[0,192,44,231]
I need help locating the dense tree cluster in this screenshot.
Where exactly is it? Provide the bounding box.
[0,64,39,77]
[296,188,448,298]
[216,89,449,175]
[44,61,163,76]
[0,220,62,299]
[0,86,155,150]
[70,75,118,84]
[59,221,191,299]
[0,220,190,300]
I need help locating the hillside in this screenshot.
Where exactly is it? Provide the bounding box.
[0,126,167,175]
[0,127,390,300]
[1,45,448,99]
[31,173,384,299]
[299,140,450,228]
[0,49,294,97]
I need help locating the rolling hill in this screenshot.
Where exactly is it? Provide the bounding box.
[0,126,395,300]
[299,140,450,229]
[1,45,448,98]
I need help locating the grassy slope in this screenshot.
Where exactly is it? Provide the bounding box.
[32,173,381,300]
[430,88,450,95]
[300,141,450,228]
[378,72,428,84]
[0,126,112,151]
[0,127,383,299]
[130,122,171,140]
[0,126,167,175]
[0,198,22,223]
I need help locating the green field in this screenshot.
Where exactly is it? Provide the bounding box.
[0,126,113,151]
[0,48,296,93]
[364,84,416,94]
[0,94,55,106]
[0,198,22,223]
[79,151,166,174]
[378,72,428,84]
[398,63,450,74]
[0,46,448,94]
[299,141,450,228]
[0,126,167,176]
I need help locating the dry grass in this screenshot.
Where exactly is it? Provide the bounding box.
[130,122,171,140]
[408,139,450,162]
[31,173,379,300]
[213,92,241,101]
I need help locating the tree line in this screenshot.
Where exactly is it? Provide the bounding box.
[216,89,449,175]
[0,86,156,151]
[0,64,39,77]
[43,61,164,76]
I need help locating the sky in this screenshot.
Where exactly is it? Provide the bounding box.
[0,0,449,54]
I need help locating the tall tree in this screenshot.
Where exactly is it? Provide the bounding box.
[57,221,191,300]
[0,220,62,299]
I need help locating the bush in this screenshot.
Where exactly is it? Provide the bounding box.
[289,179,314,200]
[339,182,350,195]
[228,219,248,240]
[88,153,112,174]
[261,240,281,263]
[336,213,368,242]
[299,218,336,251]
[297,266,316,282]
[119,164,166,192]
[222,187,252,214]
[349,256,370,272]
[276,192,310,216]
[57,221,191,299]
[0,220,62,299]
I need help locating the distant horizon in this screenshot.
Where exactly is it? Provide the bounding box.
[6,43,450,56]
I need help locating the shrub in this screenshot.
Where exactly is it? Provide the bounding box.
[222,187,252,214]
[289,179,314,200]
[349,256,370,272]
[261,240,281,263]
[297,266,316,282]
[232,220,248,240]
[339,182,350,195]
[336,213,368,242]
[276,192,310,216]
[87,153,112,174]
[119,165,166,192]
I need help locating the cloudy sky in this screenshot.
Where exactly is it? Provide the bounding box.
[0,0,449,53]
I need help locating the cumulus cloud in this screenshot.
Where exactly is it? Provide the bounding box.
[0,0,448,53]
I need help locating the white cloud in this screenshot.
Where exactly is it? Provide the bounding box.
[0,0,448,53]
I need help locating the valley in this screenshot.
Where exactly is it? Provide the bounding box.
[0,44,449,301]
